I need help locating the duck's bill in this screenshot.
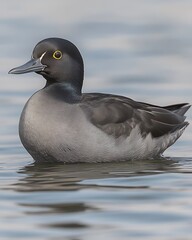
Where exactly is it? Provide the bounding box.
[8,58,47,74]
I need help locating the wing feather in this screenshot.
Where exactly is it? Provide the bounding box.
[80,93,190,138]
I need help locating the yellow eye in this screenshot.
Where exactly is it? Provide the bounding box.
[53,50,62,60]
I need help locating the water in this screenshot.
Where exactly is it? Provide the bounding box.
[1,1,192,239]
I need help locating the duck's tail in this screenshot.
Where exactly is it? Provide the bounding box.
[164,103,191,116]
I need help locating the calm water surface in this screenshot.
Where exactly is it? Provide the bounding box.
[1,1,192,239]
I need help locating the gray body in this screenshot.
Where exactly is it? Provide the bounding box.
[19,84,189,163]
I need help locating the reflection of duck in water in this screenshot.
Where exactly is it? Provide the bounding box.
[15,158,178,192]
[9,38,190,163]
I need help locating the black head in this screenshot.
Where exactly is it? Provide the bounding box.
[9,38,84,93]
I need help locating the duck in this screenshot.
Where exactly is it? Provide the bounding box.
[9,38,190,163]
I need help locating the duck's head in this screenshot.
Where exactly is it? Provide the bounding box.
[9,38,84,92]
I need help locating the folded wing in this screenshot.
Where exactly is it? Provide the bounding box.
[81,93,190,138]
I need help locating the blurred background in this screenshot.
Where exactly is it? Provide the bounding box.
[0,1,192,240]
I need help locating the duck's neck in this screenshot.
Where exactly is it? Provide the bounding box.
[44,82,82,103]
